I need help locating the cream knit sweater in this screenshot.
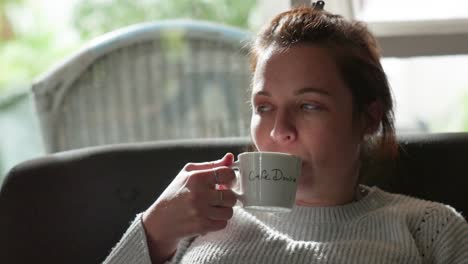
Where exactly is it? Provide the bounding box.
[104,186,468,264]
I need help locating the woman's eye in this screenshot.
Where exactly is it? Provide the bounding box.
[300,103,320,111]
[255,104,272,113]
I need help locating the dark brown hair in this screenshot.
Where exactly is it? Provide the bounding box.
[249,6,398,160]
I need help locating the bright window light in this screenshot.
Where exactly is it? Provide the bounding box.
[354,0,468,21]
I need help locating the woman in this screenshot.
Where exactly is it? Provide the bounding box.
[105,4,468,264]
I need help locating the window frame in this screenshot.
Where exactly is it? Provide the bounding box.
[290,0,468,57]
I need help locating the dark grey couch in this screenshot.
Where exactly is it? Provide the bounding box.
[0,133,467,263]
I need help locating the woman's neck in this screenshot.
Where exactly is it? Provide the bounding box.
[295,162,362,207]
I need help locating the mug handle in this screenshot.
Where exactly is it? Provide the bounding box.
[228,161,243,200]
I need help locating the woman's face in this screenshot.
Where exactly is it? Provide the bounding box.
[251,44,367,201]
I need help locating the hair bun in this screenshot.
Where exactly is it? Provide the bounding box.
[311,1,325,10]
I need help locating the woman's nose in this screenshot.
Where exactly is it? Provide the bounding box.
[270,111,297,144]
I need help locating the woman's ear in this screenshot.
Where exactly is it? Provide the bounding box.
[362,100,383,135]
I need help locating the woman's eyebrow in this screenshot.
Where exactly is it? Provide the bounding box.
[253,87,331,97]
[253,91,271,97]
[294,87,331,96]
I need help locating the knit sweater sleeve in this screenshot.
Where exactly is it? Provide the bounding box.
[416,203,468,263]
[103,213,152,264]
[102,213,196,264]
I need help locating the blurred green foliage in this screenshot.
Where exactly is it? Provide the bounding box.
[0,0,22,7]
[0,0,256,95]
[0,31,77,92]
[0,0,23,37]
[72,0,257,39]
[0,0,79,94]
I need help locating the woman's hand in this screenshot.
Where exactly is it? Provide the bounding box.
[142,153,237,263]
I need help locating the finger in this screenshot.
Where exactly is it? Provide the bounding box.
[185,153,234,171]
[207,189,237,207]
[217,177,237,190]
[204,206,234,221]
[187,167,236,189]
[211,167,236,186]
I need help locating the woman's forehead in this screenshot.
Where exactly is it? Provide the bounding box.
[257,44,336,71]
[252,44,346,96]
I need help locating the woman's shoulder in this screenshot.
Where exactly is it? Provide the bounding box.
[372,187,463,218]
[369,186,466,236]
[368,186,463,220]
[370,187,468,262]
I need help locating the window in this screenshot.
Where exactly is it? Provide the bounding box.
[382,55,468,133]
[299,0,468,133]
[353,0,468,22]
[354,0,468,132]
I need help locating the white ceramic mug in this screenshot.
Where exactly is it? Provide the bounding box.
[230,152,302,212]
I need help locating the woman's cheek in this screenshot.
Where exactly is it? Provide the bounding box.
[250,115,269,148]
[250,115,260,145]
